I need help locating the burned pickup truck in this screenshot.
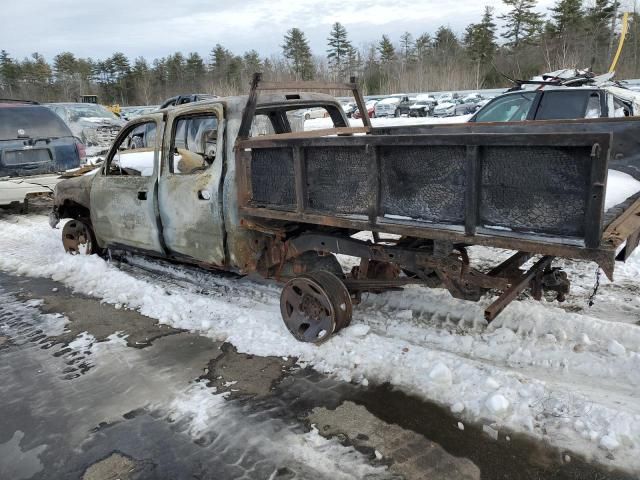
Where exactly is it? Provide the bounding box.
[51,75,640,344]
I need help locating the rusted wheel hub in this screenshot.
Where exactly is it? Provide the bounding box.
[62,219,94,255]
[280,271,352,344]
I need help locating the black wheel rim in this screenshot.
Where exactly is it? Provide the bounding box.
[281,276,336,343]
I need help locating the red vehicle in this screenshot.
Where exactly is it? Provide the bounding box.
[353,100,377,119]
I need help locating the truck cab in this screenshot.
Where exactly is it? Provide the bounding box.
[51,93,349,273]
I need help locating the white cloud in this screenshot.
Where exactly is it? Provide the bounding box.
[1,0,558,61]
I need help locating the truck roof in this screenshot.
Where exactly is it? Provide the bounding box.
[157,92,342,117]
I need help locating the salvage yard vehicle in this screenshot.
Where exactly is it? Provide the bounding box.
[159,93,218,109]
[470,84,639,122]
[45,102,124,150]
[1,100,83,209]
[375,95,411,117]
[409,95,436,117]
[51,74,640,345]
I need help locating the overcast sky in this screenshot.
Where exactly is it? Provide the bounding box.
[3,0,557,62]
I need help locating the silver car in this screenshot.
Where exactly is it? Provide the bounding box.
[45,103,124,150]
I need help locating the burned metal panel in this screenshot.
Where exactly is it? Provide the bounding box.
[89,113,165,253]
[373,117,640,181]
[250,147,296,210]
[305,146,370,214]
[380,145,466,223]
[158,102,226,266]
[480,145,592,236]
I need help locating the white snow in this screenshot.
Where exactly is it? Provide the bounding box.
[429,362,452,386]
[384,214,414,221]
[167,382,386,478]
[1,215,640,473]
[304,114,472,131]
[485,394,510,416]
[607,339,626,356]
[605,170,640,210]
[600,433,620,451]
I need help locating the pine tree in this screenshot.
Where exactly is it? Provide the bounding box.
[414,33,432,61]
[377,35,396,63]
[243,50,262,76]
[0,50,20,94]
[185,52,205,86]
[465,7,498,87]
[282,28,314,80]
[500,0,544,48]
[465,7,497,62]
[586,0,615,61]
[433,26,459,55]
[327,22,353,78]
[210,44,232,76]
[549,0,584,34]
[399,32,415,61]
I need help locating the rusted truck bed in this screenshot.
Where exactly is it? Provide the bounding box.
[236,118,640,280]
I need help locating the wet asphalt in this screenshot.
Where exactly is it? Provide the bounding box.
[0,271,635,480]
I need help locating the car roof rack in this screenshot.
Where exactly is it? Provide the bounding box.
[0,98,40,105]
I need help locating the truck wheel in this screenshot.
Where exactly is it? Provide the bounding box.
[62,218,98,255]
[280,271,352,344]
[394,109,400,117]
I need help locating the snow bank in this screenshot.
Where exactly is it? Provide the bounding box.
[1,215,640,473]
[605,170,640,210]
[305,114,472,131]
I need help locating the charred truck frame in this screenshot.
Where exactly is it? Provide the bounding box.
[52,74,640,344]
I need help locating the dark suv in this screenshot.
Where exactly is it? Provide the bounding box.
[1,100,83,177]
[469,86,634,122]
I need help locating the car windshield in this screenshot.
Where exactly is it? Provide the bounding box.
[66,104,119,121]
[473,92,536,122]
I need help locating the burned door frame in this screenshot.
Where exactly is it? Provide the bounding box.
[90,114,165,254]
[157,103,227,267]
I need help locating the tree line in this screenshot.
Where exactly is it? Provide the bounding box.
[2,0,640,106]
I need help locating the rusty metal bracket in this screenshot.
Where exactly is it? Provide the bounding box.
[484,256,554,322]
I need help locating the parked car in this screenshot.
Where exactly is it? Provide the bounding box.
[409,95,437,117]
[1,100,83,208]
[353,100,377,119]
[45,103,124,150]
[375,96,411,117]
[433,98,463,117]
[454,98,482,116]
[159,94,218,109]
[120,105,159,121]
[301,107,328,120]
[339,100,358,117]
[390,94,414,116]
[435,92,458,104]
[462,93,482,103]
[469,85,639,123]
